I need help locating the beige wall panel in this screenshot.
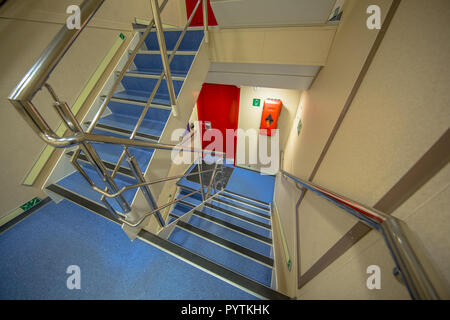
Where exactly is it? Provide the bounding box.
[0,0,184,31]
[282,0,393,179]
[273,0,450,299]
[209,26,336,66]
[312,0,450,206]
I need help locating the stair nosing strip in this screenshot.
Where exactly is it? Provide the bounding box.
[138,229,288,300]
[175,220,274,267]
[46,184,121,223]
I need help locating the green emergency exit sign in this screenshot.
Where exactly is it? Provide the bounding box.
[252,98,261,107]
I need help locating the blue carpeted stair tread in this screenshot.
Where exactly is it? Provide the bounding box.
[225,168,276,204]
[132,53,195,77]
[107,100,171,121]
[127,69,187,78]
[97,114,166,139]
[208,200,272,226]
[168,227,272,287]
[201,206,272,239]
[120,76,183,98]
[113,90,171,106]
[222,191,271,209]
[171,203,193,217]
[216,195,271,218]
[144,30,204,52]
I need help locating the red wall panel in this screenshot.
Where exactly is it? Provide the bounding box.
[185,0,218,27]
[196,83,240,161]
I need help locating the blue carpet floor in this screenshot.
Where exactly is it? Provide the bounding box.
[225,167,275,204]
[0,200,257,300]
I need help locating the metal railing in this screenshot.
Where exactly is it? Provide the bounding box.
[280,169,449,300]
[8,0,214,229]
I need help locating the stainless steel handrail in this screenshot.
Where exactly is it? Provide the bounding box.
[280,169,449,300]
[8,0,104,145]
[8,0,221,226]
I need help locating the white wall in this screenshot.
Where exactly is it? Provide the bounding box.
[236,86,301,172]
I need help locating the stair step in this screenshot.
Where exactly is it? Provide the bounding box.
[219,193,271,213]
[113,90,171,107]
[125,70,186,81]
[109,97,172,111]
[175,202,272,244]
[204,202,272,230]
[87,122,160,142]
[176,220,273,267]
[169,227,273,287]
[139,229,288,300]
[53,166,137,214]
[222,190,271,209]
[85,129,155,170]
[132,53,195,77]
[120,76,183,100]
[211,197,272,221]
[144,29,204,52]
[138,50,197,56]
[179,214,272,258]
[66,150,133,178]
[93,114,166,140]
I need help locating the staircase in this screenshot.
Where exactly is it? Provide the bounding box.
[47,162,288,299]
[41,20,288,299]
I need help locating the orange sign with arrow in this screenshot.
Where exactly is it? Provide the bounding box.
[259,99,282,136]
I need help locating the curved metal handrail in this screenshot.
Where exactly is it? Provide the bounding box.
[8,0,105,144]
[280,169,449,300]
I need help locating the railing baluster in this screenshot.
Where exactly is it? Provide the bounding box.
[203,0,209,43]
[150,0,178,117]
[127,155,165,227]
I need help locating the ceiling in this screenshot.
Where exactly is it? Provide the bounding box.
[210,0,338,28]
[205,62,320,90]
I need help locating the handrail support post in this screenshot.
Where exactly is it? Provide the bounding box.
[150,0,178,117]
[127,155,165,227]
